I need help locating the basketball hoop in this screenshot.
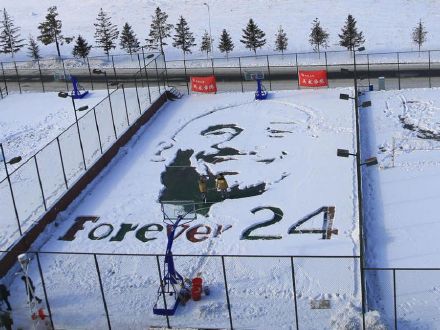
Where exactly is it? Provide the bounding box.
[153,201,197,316]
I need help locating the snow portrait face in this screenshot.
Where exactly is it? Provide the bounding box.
[157,100,311,211]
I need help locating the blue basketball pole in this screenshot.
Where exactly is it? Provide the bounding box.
[153,215,185,316]
[255,78,268,100]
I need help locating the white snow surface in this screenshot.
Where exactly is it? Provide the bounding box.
[361,88,440,329]
[362,88,440,269]
[1,0,440,61]
[5,89,364,329]
[40,88,359,256]
[0,91,106,174]
[0,86,159,252]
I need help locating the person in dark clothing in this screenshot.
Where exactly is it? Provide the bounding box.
[20,276,42,304]
[0,310,13,330]
[0,284,11,311]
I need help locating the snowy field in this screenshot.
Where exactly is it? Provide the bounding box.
[0,86,160,253]
[1,0,440,62]
[361,88,440,328]
[5,89,366,329]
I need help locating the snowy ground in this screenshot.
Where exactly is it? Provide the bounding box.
[4,89,364,329]
[0,86,160,254]
[361,88,440,328]
[1,0,440,62]
[0,91,107,177]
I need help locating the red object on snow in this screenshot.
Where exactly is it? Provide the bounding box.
[38,308,47,320]
[191,76,217,93]
[191,277,203,301]
[192,277,203,288]
[191,285,202,301]
[31,308,47,320]
[298,70,328,88]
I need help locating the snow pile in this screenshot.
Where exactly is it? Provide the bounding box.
[330,305,386,330]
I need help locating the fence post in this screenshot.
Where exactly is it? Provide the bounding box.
[184,58,189,95]
[324,52,329,88]
[266,55,272,91]
[86,57,94,91]
[295,53,300,89]
[137,53,143,76]
[0,143,22,236]
[121,84,130,126]
[141,48,152,103]
[397,52,401,90]
[134,78,142,115]
[111,55,118,84]
[61,59,69,92]
[221,256,234,329]
[93,107,103,154]
[56,136,69,189]
[36,253,55,330]
[428,50,432,88]
[393,269,397,330]
[290,257,299,330]
[93,254,112,330]
[14,61,21,93]
[238,57,244,93]
[367,54,371,86]
[211,58,215,76]
[37,59,45,92]
[1,62,8,95]
[155,255,171,328]
[106,86,118,140]
[160,56,166,89]
[154,59,161,93]
[137,54,144,87]
[34,155,47,211]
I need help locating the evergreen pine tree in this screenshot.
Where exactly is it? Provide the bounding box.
[274,26,288,54]
[37,6,67,58]
[120,22,140,56]
[338,14,364,51]
[240,19,266,54]
[172,16,196,59]
[72,35,92,59]
[146,7,173,54]
[200,31,212,58]
[218,29,234,58]
[309,18,329,54]
[94,8,119,57]
[27,35,41,60]
[0,8,25,57]
[412,19,428,53]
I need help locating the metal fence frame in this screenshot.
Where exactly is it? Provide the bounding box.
[2,49,440,95]
[1,250,363,330]
[1,248,436,330]
[0,54,166,254]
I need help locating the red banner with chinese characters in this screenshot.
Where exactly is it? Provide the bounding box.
[298,70,328,88]
[191,76,218,93]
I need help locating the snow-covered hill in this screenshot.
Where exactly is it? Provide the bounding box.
[1,0,440,61]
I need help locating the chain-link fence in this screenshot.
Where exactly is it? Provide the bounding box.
[0,54,167,256]
[364,268,440,329]
[0,51,161,95]
[1,251,362,329]
[2,49,440,96]
[165,49,440,94]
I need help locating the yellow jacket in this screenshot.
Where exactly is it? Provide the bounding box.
[216,177,228,190]
[198,179,207,193]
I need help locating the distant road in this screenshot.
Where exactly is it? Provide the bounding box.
[2,63,440,93]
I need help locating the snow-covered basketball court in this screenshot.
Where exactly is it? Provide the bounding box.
[4,89,367,329]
